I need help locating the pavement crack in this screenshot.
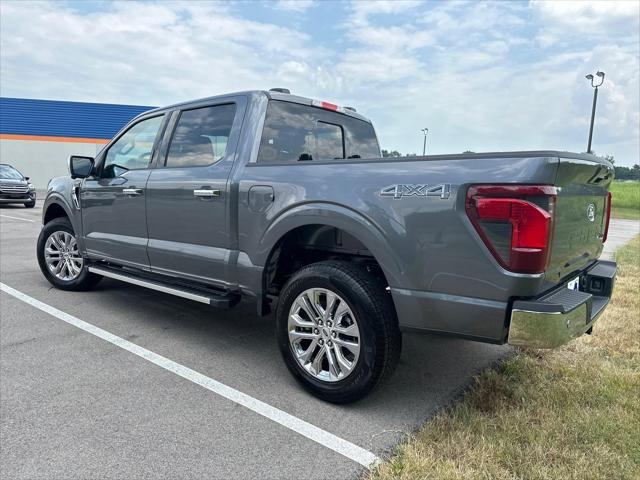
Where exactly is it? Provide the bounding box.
[3,337,38,348]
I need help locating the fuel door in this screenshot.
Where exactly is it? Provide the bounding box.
[248,185,275,213]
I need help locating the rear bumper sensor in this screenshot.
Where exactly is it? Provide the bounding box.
[507,259,616,348]
[88,266,240,308]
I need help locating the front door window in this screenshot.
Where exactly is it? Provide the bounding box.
[103,116,164,177]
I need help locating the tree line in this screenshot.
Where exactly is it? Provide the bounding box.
[599,155,639,181]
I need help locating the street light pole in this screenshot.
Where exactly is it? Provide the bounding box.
[586,71,605,154]
[421,128,429,156]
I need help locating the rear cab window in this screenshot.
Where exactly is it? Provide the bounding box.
[257,100,380,163]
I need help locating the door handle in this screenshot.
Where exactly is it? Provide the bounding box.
[193,189,220,198]
[123,188,142,196]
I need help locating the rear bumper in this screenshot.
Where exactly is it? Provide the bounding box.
[507,260,616,348]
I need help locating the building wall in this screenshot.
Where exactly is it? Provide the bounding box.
[0,139,106,188]
[0,97,155,188]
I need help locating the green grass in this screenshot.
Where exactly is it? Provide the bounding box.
[370,237,640,480]
[611,181,640,220]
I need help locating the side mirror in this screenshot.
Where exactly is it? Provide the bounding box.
[69,155,94,179]
[24,177,30,181]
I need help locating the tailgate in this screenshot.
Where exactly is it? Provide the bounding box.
[546,154,613,284]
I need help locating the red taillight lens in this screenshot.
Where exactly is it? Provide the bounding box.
[312,100,339,111]
[602,191,612,243]
[320,101,338,111]
[466,185,557,274]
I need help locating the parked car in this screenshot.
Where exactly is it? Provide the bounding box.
[0,164,36,208]
[36,89,616,403]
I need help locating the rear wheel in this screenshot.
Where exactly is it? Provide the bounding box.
[276,261,401,403]
[37,217,102,291]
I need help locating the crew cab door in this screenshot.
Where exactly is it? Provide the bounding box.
[145,97,246,288]
[81,113,166,269]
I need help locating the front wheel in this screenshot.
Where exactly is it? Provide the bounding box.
[24,199,36,208]
[37,217,102,291]
[276,261,401,403]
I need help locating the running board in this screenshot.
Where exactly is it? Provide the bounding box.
[88,266,240,308]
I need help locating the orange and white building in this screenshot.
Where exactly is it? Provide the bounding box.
[0,98,153,188]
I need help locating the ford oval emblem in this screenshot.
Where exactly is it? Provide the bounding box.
[587,203,596,222]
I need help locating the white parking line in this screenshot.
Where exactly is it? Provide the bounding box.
[0,214,35,222]
[0,282,380,469]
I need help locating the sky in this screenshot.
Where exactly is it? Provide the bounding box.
[1,0,639,166]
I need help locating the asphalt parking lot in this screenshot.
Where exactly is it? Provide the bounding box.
[1,203,637,479]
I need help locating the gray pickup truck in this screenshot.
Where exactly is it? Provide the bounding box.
[37,89,616,403]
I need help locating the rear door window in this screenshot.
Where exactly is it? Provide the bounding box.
[166,103,236,167]
[257,100,379,163]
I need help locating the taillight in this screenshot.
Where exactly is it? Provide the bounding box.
[602,191,612,243]
[466,185,557,274]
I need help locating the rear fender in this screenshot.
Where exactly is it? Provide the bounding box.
[259,202,402,284]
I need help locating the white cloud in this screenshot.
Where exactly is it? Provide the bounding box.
[326,1,638,164]
[0,1,325,104]
[532,0,639,29]
[531,0,640,48]
[0,0,638,166]
[271,0,316,13]
[349,0,424,26]
[276,61,344,91]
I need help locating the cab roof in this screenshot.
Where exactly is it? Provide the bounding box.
[145,90,372,124]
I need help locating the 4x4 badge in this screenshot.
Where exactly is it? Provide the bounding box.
[380,183,451,199]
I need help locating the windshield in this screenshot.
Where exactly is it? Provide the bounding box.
[0,165,24,180]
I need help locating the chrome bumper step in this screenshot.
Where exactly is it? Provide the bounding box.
[507,260,616,348]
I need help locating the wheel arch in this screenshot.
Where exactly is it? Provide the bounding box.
[43,200,70,225]
[42,195,83,247]
[257,203,403,314]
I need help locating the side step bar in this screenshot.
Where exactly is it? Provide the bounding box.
[88,266,240,308]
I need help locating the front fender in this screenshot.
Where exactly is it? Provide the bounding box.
[42,177,84,250]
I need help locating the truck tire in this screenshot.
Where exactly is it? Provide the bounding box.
[276,261,401,403]
[37,217,102,291]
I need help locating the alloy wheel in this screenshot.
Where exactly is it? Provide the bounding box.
[44,231,83,281]
[288,288,361,382]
